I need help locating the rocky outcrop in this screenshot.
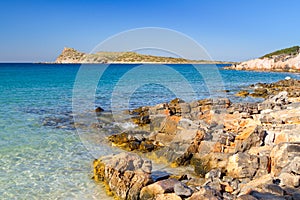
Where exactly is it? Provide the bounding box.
[93,79,300,200]
[225,46,300,72]
[55,47,85,63]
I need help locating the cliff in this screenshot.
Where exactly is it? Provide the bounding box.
[225,46,300,72]
[55,47,233,64]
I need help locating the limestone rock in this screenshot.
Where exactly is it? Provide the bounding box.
[93,152,153,200]
[239,174,273,195]
[237,194,258,200]
[235,90,250,97]
[270,142,300,177]
[278,172,300,187]
[140,178,180,199]
[186,186,222,200]
[263,184,285,196]
[249,190,285,200]
[174,181,193,198]
[108,131,160,153]
[226,152,259,179]
[155,193,182,200]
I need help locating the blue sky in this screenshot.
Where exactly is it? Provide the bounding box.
[0,0,299,62]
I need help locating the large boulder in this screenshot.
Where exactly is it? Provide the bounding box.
[93,152,153,200]
[152,128,205,166]
[270,142,300,177]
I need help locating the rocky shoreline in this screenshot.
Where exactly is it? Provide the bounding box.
[92,79,300,200]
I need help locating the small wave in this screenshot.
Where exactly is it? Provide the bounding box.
[113,122,138,130]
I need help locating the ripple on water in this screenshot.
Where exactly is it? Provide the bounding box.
[0,112,112,200]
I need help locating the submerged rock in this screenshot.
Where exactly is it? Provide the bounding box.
[235,90,250,97]
[107,130,161,153]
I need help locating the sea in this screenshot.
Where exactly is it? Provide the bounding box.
[0,63,299,199]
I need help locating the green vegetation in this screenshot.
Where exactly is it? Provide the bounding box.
[114,52,193,63]
[261,46,300,58]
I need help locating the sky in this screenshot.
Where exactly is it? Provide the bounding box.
[0,0,299,62]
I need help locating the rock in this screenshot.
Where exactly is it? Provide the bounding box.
[91,79,300,199]
[270,142,300,177]
[292,192,300,200]
[174,182,193,198]
[93,152,153,200]
[278,172,300,187]
[130,106,151,126]
[227,152,259,179]
[274,130,300,144]
[153,128,205,166]
[219,180,234,194]
[237,194,258,200]
[151,170,171,182]
[260,91,290,110]
[250,88,269,98]
[223,192,234,200]
[197,141,219,155]
[239,174,273,195]
[159,116,181,135]
[150,115,166,132]
[249,190,286,200]
[234,125,266,153]
[95,106,104,113]
[155,193,182,200]
[186,186,222,200]
[191,152,230,176]
[108,131,160,153]
[55,47,85,63]
[236,90,250,97]
[140,178,180,199]
[167,98,185,116]
[290,156,300,175]
[263,184,285,196]
[179,102,191,116]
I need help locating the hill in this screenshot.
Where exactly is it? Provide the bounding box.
[260,46,300,59]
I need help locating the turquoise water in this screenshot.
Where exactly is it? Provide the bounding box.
[0,63,299,199]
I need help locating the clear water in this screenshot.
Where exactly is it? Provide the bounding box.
[0,63,299,199]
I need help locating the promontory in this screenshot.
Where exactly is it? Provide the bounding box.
[225,46,300,72]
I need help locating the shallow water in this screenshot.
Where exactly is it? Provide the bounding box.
[0,63,299,199]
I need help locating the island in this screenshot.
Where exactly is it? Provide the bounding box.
[55,47,234,64]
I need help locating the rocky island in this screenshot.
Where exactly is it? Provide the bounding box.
[55,47,233,64]
[225,46,300,72]
[91,78,300,200]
